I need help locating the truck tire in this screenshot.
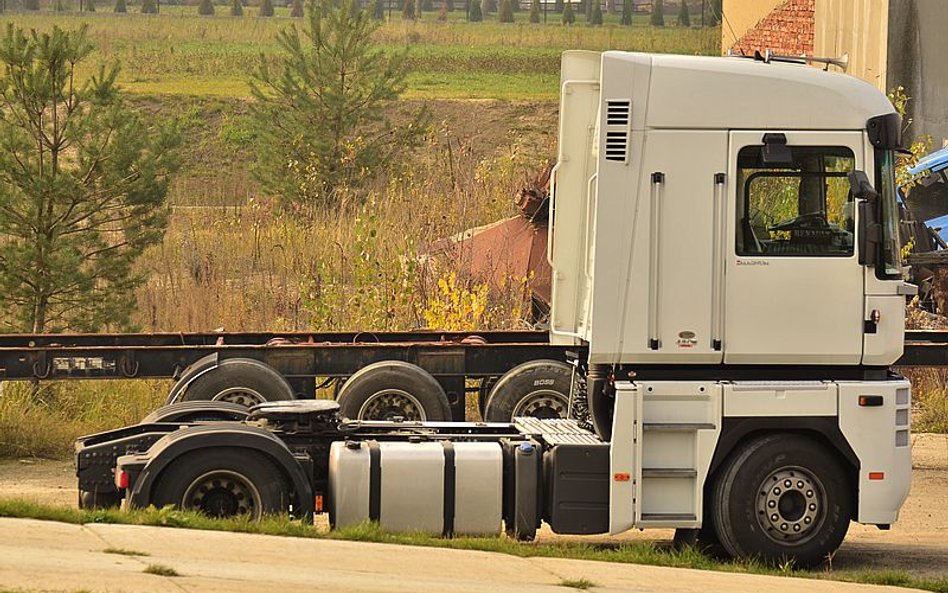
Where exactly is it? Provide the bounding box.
[484,360,572,422]
[336,361,451,421]
[710,434,852,567]
[179,358,294,407]
[152,448,290,519]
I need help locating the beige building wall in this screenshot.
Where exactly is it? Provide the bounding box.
[814,0,889,90]
[720,0,787,52]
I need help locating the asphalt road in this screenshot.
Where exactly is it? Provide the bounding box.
[0,517,916,593]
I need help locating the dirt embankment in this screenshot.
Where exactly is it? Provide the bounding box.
[1,433,946,576]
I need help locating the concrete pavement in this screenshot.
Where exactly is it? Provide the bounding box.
[0,517,913,593]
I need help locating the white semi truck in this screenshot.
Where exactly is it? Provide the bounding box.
[75,51,914,567]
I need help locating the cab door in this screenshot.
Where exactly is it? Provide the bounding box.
[723,131,865,365]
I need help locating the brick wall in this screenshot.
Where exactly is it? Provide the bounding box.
[728,0,815,57]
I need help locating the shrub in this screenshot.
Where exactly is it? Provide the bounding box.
[371,0,383,17]
[528,0,539,22]
[23,0,40,9]
[482,0,495,12]
[468,0,481,20]
[198,0,214,15]
[231,0,243,15]
[259,0,274,16]
[553,0,562,12]
[85,0,95,11]
[114,0,126,11]
[677,0,689,26]
[443,0,453,10]
[141,0,158,12]
[620,0,631,24]
[290,0,303,16]
[498,0,512,21]
[561,0,573,24]
[588,0,601,24]
[650,0,663,26]
[421,0,432,11]
[402,0,415,18]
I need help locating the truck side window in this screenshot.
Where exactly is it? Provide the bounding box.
[736,146,855,257]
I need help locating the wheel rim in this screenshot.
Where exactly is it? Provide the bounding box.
[213,386,266,407]
[756,466,826,544]
[357,389,427,421]
[512,390,569,419]
[182,470,262,518]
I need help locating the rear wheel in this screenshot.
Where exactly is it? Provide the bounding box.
[710,435,851,567]
[484,360,572,422]
[179,358,295,407]
[152,448,290,518]
[336,361,451,421]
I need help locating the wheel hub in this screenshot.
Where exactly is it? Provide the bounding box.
[213,387,265,407]
[183,470,261,518]
[358,389,426,421]
[512,390,568,419]
[756,467,823,542]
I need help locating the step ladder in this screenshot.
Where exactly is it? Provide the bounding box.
[609,381,721,534]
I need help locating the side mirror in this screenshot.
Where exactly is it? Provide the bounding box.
[849,171,881,267]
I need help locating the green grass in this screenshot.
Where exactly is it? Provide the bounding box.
[559,578,597,589]
[2,498,948,592]
[103,546,150,556]
[143,563,180,577]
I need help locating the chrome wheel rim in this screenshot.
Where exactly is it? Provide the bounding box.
[213,386,265,407]
[512,390,569,419]
[357,389,427,421]
[183,470,262,518]
[756,466,825,544]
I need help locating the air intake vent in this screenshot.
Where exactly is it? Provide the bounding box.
[606,100,631,127]
[604,99,631,163]
[605,131,628,162]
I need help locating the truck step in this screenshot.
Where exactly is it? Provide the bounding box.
[639,513,697,522]
[641,468,697,478]
[642,423,715,432]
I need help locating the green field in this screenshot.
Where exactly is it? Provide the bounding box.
[4,9,720,100]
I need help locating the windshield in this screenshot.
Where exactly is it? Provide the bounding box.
[875,149,903,279]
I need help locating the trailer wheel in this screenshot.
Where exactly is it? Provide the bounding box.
[152,448,290,519]
[179,358,294,407]
[337,361,451,421]
[710,434,851,567]
[483,360,572,422]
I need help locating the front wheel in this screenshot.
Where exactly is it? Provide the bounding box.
[710,435,852,568]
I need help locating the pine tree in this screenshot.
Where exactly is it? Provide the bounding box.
[290,0,304,16]
[371,0,383,18]
[402,0,414,18]
[249,0,428,208]
[677,0,689,26]
[589,0,601,24]
[561,0,573,24]
[231,0,243,15]
[553,0,562,13]
[528,0,539,22]
[259,0,274,15]
[198,0,214,14]
[620,0,631,24]
[467,0,481,20]
[650,0,663,26]
[481,0,494,12]
[498,0,512,21]
[0,25,180,333]
[141,0,158,12]
[114,0,126,11]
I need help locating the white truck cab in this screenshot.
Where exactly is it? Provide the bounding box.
[550,51,912,565]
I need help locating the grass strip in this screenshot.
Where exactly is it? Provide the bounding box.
[1,498,947,592]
